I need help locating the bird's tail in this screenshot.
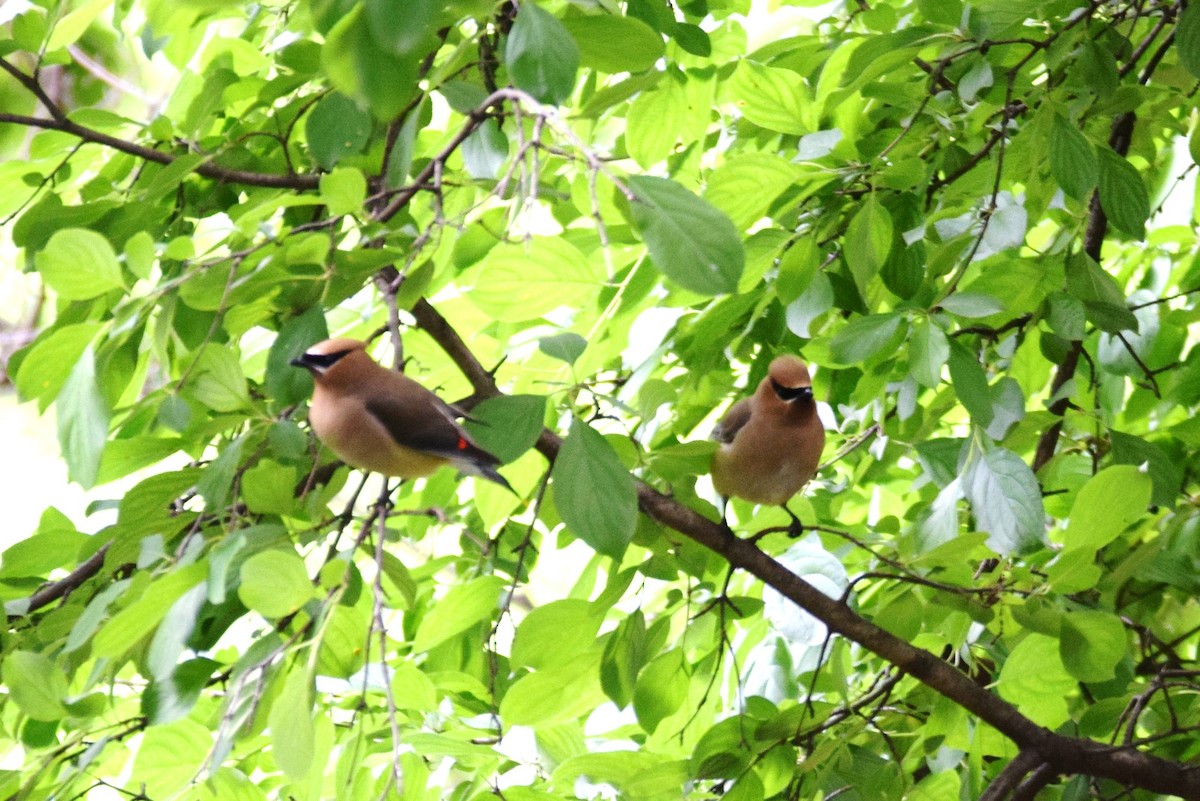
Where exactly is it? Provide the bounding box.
[453,457,516,494]
[478,464,516,494]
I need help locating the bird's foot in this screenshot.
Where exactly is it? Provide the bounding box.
[784,505,805,539]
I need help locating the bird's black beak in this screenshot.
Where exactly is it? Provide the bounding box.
[290,355,310,369]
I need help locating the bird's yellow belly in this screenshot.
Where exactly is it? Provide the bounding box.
[712,447,806,505]
[309,393,449,478]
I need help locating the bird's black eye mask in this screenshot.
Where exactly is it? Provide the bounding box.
[771,379,813,402]
[291,349,353,371]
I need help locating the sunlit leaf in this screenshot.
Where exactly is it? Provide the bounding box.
[505,3,579,105]
[412,576,507,653]
[35,228,124,300]
[269,669,315,779]
[962,447,1044,554]
[238,551,314,619]
[627,175,744,296]
[551,417,638,559]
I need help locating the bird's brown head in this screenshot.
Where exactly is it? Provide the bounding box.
[290,338,368,380]
[766,355,814,403]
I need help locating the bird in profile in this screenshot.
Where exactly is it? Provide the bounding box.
[290,338,512,491]
[710,355,825,531]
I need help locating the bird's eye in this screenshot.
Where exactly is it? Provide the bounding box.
[771,379,813,402]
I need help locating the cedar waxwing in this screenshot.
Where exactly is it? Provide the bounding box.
[290,338,512,491]
[710,355,824,527]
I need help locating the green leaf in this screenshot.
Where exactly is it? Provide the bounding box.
[985,377,1026,441]
[322,6,418,119]
[909,319,949,388]
[1062,465,1151,551]
[844,195,893,296]
[461,118,510,179]
[129,719,213,798]
[467,237,602,322]
[463,394,547,464]
[269,669,315,780]
[306,93,372,169]
[57,345,110,489]
[500,651,606,727]
[947,340,993,426]
[391,662,438,712]
[671,22,711,56]
[1065,252,1138,333]
[962,447,1044,554]
[1049,114,1097,201]
[626,72,707,168]
[996,634,1073,728]
[828,313,904,365]
[727,60,809,134]
[785,272,834,338]
[626,175,744,296]
[196,436,246,512]
[505,3,580,105]
[188,347,250,412]
[551,417,638,559]
[3,651,69,721]
[364,0,439,56]
[35,228,124,300]
[96,435,187,485]
[939,292,1004,319]
[412,575,507,653]
[238,551,314,619]
[958,58,993,102]
[94,564,208,659]
[115,468,202,540]
[704,154,807,231]
[1096,147,1149,239]
[1059,610,1126,682]
[13,322,103,410]
[147,584,207,682]
[633,650,688,734]
[314,609,364,681]
[1047,291,1087,340]
[144,658,220,726]
[267,307,328,407]
[1045,548,1103,594]
[46,0,110,50]
[511,600,603,670]
[601,610,648,708]
[0,510,88,579]
[776,238,820,305]
[561,15,664,74]
[140,154,206,203]
[1110,431,1183,508]
[538,333,587,365]
[318,168,366,216]
[1177,1,1200,79]
[241,460,299,516]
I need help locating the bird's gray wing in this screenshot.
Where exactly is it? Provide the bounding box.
[711,399,752,444]
[364,395,501,466]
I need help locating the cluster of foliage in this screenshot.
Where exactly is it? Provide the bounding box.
[2,0,1200,799]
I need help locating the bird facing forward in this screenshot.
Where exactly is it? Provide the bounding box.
[710,355,824,527]
[290,338,512,491]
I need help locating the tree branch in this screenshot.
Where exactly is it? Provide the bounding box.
[9,542,111,618]
[979,749,1046,801]
[0,57,320,190]
[0,111,321,190]
[1033,110,1136,473]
